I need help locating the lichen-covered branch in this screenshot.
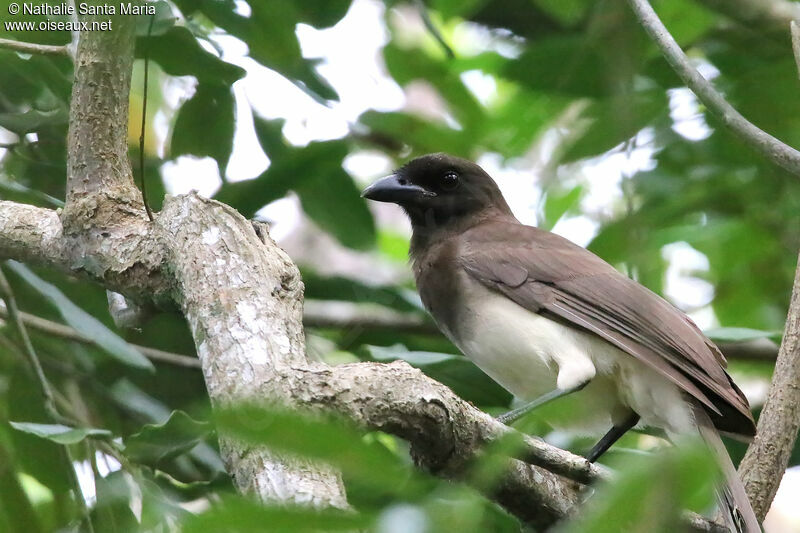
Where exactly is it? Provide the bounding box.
[738,253,800,520]
[0,202,67,269]
[0,189,728,529]
[0,7,729,532]
[56,11,350,512]
[155,193,349,508]
[291,360,591,523]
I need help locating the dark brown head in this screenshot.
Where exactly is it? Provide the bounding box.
[361,153,513,233]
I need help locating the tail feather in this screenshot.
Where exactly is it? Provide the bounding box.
[693,405,761,533]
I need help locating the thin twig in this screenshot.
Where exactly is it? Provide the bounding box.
[738,252,800,520]
[0,304,201,368]
[508,427,724,532]
[51,382,139,477]
[414,0,455,58]
[304,301,776,361]
[0,299,773,369]
[0,267,93,533]
[138,14,155,222]
[0,268,64,422]
[626,0,800,177]
[791,21,800,82]
[0,38,70,56]
[495,425,610,484]
[303,300,436,334]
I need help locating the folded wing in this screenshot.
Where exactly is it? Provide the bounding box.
[459,221,754,438]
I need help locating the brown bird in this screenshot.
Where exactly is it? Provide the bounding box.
[362,153,759,532]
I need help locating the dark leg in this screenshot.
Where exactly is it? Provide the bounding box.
[497,382,589,425]
[585,412,640,463]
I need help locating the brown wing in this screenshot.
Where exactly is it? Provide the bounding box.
[459,220,755,438]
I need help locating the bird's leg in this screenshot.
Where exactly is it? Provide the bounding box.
[497,381,589,425]
[585,412,640,463]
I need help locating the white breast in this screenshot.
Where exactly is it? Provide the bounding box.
[448,279,695,436]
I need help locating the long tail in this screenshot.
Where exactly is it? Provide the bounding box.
[692,406,761,533]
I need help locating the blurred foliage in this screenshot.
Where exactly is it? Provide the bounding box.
[1,0,799,531]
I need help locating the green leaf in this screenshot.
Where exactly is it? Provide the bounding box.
[0,444,43,533]
[531,0,589,25]
[139,26,245,86]
[503,35,612,97]
[358,110,473,157]
[172,0,340,101]
[0,108,68,135]
[171,84,235,174]
[134,1,177,36]
[292,0,353,28]
[182,498,371,533]
[125,411,211,466]
[560,440,718,533]
[109,378,172,422]
[302,272,422,313]
[383,43,485,129]
[110,381,226,475]
[431,0,486,19]
[652,0,715,49]
[0,177,64,207]
[366,345,511,407]
[91,471,138,533]
[704,327,780,343]
[215,132,375,249]
[564,91,667,161]
[137,474,193,528]
[9,422,111,445]
[6,261,155,371]
[6,369,73,493]
[295,165,376,250]
[215,403,430,499]
[377,230,410,262]
[541,184,583,230]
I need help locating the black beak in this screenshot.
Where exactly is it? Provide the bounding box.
[361,174,436,204]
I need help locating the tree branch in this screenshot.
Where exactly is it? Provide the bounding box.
[627,0,800,177]
[695,0,800,28]
[628,0,800,518]
[0,38,70,56]
[738,252,800,520]
[1,296,773,375]
[57,12,352,511]
[290,360,585,527]
[303,301,779,361]
[0,203,67,276]
[303,300,436,335]
[0,303,201,368]
[0,268,63,422]
[0,193,724,531]
[791,20,800,80]
[0,267,93,531]
[62,10,145,233]
[0,9,728,531]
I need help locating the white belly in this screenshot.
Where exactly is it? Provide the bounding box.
[450,282,695,436]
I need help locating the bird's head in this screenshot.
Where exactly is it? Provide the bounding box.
[361,153,512,229]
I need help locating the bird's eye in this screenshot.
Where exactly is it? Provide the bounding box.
[441,171,459,190]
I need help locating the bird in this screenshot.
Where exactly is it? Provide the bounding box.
[362,153,759,532]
